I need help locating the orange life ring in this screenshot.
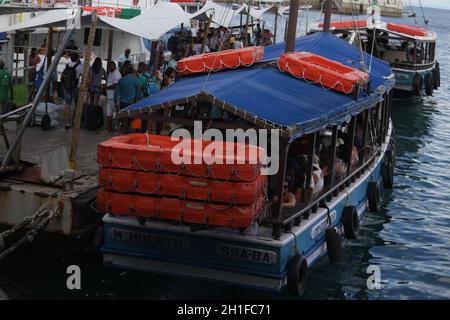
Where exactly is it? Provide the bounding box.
[278,51,370,95]
[387,23,427,37]
[177,46,265,76]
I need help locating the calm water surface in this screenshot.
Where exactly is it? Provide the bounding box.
[0,7,449,300]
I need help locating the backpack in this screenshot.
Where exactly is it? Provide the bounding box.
[61,61,80,89]
[146,77,159,96]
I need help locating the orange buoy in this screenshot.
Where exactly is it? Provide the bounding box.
[386,23,427,37]
[177,46,264,76]
[278,52,370,94]
[319,20,367,29]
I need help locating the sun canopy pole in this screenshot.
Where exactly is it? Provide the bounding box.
[285,0,299,52]
[0,8,81,173]
[323,0,333,33]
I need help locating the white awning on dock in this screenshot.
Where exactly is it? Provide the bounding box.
[0,2,192,40]
[191,0,247,28]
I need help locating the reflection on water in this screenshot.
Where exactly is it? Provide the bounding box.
[1,7,450,300]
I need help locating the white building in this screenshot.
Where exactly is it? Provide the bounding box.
[339,0,403,17]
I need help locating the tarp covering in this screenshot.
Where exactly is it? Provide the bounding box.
[122,32,394,138]
[0,8,81,32]
[0,3,191,40]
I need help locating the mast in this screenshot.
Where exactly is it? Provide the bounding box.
[285,0,299,53]
[323,0,333,33]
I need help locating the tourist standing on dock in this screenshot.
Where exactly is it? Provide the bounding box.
[62,52,82,130]
[117,49,132,68]
[0,60,13,114]
[115,66,141,132]
[104,61,121,133]
[28,48,41,102]
[55,51,70,104]
[87,57,106,107]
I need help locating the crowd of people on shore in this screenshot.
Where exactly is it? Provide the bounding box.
[6,22,275,133]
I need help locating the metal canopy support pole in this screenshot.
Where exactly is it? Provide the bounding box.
[323,0,333,33]
[271,138,289,239]
[304,132,317,202]
[328,126,338,189]
[361,109,370,164]
[346,116,356,176]
[285,0,299,52]
[69,13,98,170]
[0,9,81,172]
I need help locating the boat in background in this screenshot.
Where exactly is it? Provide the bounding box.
[310,5,440,100]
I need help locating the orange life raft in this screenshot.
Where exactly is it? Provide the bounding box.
[387,23,427,37]
[177,46,264,76]
[97,134,265,182]
[319,20,368,29]
[96,188,265,228]
[278,52,370,94]
[99,167,267,206]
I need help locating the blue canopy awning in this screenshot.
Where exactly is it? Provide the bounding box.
[122,32,394,138]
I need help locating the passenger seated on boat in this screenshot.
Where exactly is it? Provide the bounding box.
[335,138,348,180]
[268,181,296,209]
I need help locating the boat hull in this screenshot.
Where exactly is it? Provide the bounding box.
[392,67,435,100]
[101,122,393,293]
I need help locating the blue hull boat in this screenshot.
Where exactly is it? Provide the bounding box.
[99,32,396,296]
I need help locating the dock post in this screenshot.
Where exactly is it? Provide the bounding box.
[69,13,98,170]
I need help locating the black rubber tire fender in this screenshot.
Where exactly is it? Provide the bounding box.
[412,73,423,96]
[342,206,359,240]
[325,228,342,263]
[287,254,309,297]
[382,149,395,189]
[424,73,434,96]
[368,181,380,212]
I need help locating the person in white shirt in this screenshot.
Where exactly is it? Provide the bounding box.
[117,48,132,68]
[103,61,121,133]
[56,51,71,103]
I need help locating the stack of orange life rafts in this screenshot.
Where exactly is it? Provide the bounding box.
[96,134,267,229]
